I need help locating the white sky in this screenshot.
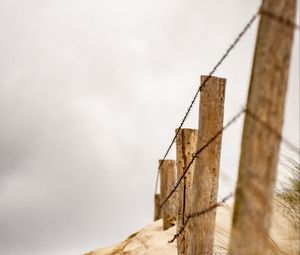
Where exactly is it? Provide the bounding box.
[0,1,299,254]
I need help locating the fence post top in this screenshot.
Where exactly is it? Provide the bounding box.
[200,75,226,82]
[158,159,175,164]
[175,128,198,133]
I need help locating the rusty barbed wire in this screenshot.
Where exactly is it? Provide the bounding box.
[154,9,260,195]
[154,4,299,196]
[169,193,233,243]
[160,107,300,209]
[160,108,246,209]
[155,5,300,244]
[166,108,300,242]
[260,8,300,30]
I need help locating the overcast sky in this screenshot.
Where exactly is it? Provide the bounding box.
[0,1,299,255]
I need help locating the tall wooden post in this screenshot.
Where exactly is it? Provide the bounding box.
[188,76,226,255]
[229,1,296,255]
[159,159,177,230]
[176,128,198,255]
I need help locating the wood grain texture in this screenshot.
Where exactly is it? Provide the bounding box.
[154,194,162,221]
[175,128,198,255]
[159,159,177,230]
[188,76,226,255]
[229,1,296,255]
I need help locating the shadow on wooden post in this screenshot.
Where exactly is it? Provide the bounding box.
[176,128,198,255]
[188,76,226,255]
[159,159,177,230]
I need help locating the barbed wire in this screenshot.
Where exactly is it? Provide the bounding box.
[166,108,300,242]
[160,107,300,209]
[160,108,246,209]
[169,193,233,243]
[155,4,300,196]
[152,3,300,248]
[154,8,260,195]
[260,8,300,31]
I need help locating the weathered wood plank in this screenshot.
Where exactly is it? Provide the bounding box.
[160,159,177,230]
[176,128,198,255]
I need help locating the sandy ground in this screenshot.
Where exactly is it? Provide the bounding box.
[85,202,299,255]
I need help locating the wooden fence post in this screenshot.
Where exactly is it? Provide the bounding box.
[228,1,296,255]
[176,128,198,255]
[188,76,226,255]
[154,194,162,221]
[159,159,177,230]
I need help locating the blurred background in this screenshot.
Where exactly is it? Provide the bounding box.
[0,1,299,254]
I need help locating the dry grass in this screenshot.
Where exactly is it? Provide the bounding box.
[277,159,300,230]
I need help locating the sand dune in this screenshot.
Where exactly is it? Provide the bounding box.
[85,201,299,255]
